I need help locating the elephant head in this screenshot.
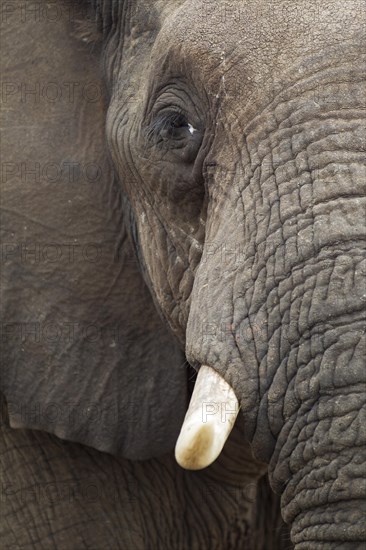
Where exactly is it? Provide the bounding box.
[100,0,366,545]
[1,0,365,547]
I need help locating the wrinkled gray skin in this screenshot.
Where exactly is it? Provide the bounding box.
[1,0,365,548]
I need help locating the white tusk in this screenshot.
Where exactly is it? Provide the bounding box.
[175,365,240,470]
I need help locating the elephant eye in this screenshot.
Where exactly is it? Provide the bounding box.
[146,111,198,147]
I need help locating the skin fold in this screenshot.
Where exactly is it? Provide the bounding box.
[2,400,289,549]
[1,0,365,548]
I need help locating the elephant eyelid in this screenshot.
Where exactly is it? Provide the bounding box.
[145,111,190,145]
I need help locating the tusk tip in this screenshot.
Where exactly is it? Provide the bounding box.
[175,423,218,470]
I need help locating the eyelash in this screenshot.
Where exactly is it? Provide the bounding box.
[145,110,189,144]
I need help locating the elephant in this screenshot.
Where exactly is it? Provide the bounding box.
[1,0,365,548]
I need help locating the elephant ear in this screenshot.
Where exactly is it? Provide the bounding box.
[0,2,187,459]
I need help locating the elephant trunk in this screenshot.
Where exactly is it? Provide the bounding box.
[186,65,365,546]
[269,327,365,547]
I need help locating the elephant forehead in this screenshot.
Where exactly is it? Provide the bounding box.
[155,0,361,79]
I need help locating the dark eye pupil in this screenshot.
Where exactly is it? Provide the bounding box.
[170,114,187,129]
